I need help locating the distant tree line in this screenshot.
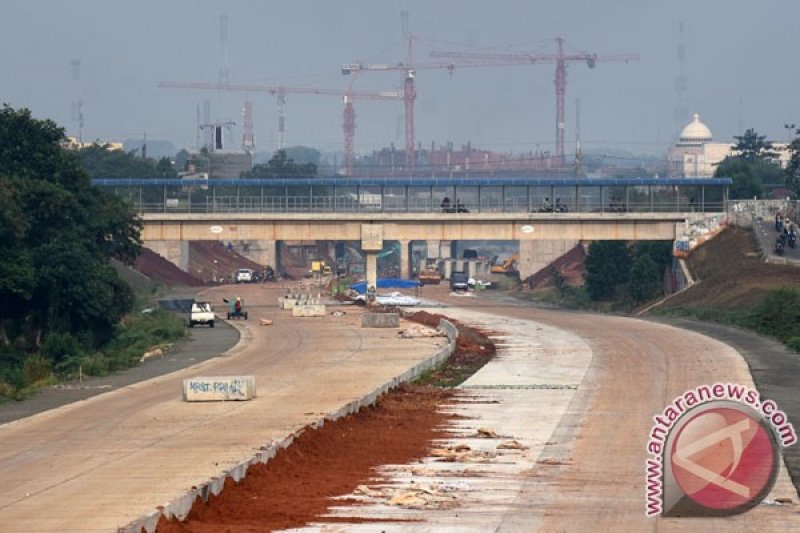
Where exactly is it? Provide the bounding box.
[715,127,800,199]
[242,149,317,178]
[78,144,176,179]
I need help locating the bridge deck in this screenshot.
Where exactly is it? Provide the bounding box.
[94,177,730,215]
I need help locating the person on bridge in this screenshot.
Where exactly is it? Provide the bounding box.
[776,212,783,231]
[775,238,785,256]
[441,197,453,213]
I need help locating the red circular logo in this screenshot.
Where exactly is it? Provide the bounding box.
[670,405,778,513]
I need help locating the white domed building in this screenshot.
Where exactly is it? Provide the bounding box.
[668,113,790,177]
[668,114,733,177]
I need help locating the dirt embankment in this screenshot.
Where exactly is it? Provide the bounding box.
[526,243,586,289]
[135,248,204,286]
[660,226,800,310]
[188,241,264,283]
[155,313,496,532]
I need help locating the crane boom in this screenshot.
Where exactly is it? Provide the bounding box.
[429,38,639,163]
[159,80,403,175]
[158,81,402,101]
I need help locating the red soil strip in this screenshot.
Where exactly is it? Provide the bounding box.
[405,311,497,386]
[135,248,204,286]
[155,385,456,532]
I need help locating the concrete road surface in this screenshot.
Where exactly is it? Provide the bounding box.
[0,285,445,532]
[389,288,800,531]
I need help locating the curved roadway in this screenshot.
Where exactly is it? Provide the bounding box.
[427,288,799,531]
[0,284,445,532]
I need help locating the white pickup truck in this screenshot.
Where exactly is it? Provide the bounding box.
[189,301,215,328]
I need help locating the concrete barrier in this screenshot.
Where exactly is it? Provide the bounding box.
[279,298,297,310]
[362,312,400,328]
[439,318,458,341]
[123,323,459,533]
[183,376,256,402]
[291,304,326,317]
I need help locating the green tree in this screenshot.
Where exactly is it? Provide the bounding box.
[243,149,317,178]
[714,157,763,199]
[283,145,321,167]
[584,241,632,301]
[78,144,158,179]
[629,254,662,303]
[156,156,177,178]
[786,129,800,193]
[732,128,778,161]
[0,104,140,356]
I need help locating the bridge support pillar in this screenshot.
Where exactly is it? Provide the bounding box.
[366,252,378,290]
[444,259,453,280]
[518,240,579,281]
[440,240,454,259]
[426,240,440,259]
[238,240,277,270]
[399,240,411,279]
[145,240,189,272]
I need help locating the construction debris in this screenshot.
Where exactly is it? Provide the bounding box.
[430,444,495,462]
[497,439,528,450]
[397,324,446,339]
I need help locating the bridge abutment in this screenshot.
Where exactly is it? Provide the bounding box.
[238,240,278,270]
[145,240,189,272]
[518,239,580,281]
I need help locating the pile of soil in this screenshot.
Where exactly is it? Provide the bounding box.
[405,310,447,328]
[188,241,265,283]
[135,248,204,286]
[526,244,586,289]
[156,385,456,532]
[661,227,800,309]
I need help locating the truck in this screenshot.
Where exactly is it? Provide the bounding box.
[450,272,469,292]
[189,301,215,328]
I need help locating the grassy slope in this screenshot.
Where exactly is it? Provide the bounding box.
[660,227,800,310]
[654,227,800,349]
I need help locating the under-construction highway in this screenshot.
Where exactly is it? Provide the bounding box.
[0,284,797,532]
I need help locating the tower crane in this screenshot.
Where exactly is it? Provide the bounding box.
[342,33,467,168]
[159,81,403,175]
[430,37,639,164]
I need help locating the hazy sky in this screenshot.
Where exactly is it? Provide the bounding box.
[2,0,799,157]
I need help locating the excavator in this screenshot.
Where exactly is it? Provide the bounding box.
[490,254,519,275]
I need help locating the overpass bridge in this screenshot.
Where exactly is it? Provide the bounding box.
[95,177,730,285]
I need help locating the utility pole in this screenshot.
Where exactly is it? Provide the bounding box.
[575,97,582,176]
[70,59,84,143]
